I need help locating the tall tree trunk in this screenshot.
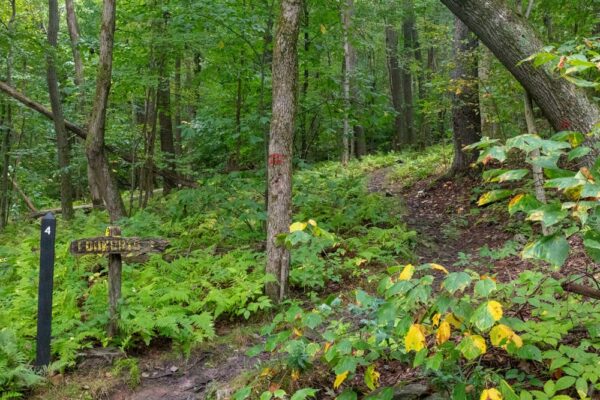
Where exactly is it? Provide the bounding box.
[64,0,85,108]
[440,0,600,162]
[86,0,126,222]
[173,55,183,156]
[47,0,74,220]
[266,0,301,302]
[157,65,177,194]
[0,101,9,229]
[0,1,15,229]
[341,0,354,166]
[299,0,310,160]
[401,0,415,144]
[448,17,481,176]
[385,25,407,149]
[522,0,547,235]
[478,47,500,138]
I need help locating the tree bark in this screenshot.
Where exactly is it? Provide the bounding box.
[266,0,301,302]
[341,0,355,165]
[157,64,177,194]
[64,0,85,108]
[173,55,183,156]
[440,0,600,154]
[47,0,75,220]
[86,0,126,222]
[401,0,415,144]
[448,17,481,176]
[385,25,407,149]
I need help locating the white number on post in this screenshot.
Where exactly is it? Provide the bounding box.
[44,227,51,235]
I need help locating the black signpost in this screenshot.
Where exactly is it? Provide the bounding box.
[35,212,56,368]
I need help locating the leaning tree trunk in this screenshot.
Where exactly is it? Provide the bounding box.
[440,0,600,159]
[47,0,74,220]
[266,0,301,302]
[448,17,481,176]
[86,0,126,222]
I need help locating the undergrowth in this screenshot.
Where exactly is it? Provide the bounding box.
[0,147,442,395]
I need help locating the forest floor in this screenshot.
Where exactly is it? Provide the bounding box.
[32,165,547,400]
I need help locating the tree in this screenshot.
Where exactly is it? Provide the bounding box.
[440,0,600,145]
[448,17,480,176]
[385,24,407,149]
[46,0,74,220]
[341,0,355,165]
[86,0,126,222]
[266,0,301,302]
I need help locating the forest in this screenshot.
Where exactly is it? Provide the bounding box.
[0,0,599,399]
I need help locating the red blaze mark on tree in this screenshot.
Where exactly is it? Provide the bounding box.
[560,119,571,130]
[269,153,285,166]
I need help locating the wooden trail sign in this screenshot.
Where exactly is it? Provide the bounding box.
[70,227,168,336]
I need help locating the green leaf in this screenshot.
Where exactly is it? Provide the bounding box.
[526,203,569,227]
[233,387,252,400]
[478,146,507,163]
[478,190,513,206]
[457,335,486,360]
[443,272,472,294]
[500,379,520,400]
[474,278,497,297]
[522,234,569,267]
[567,146,591,161]
[544,380,556,397]
[508,194,542,215]
[336,389,358,400]
[575,378,588,399]
[530,154,560,169]
[564,75,599,88]
[583,231,600,263]
[291,388,319,400]
[517,344,542,362]
[494,169,529,183]
[545,176,584,190]
[555,376,575,391]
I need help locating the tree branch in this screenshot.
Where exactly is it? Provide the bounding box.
[0,80,197,188]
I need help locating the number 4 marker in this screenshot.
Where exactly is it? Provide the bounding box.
[44,227,51,235]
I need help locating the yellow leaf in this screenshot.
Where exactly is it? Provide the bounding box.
[490,324,522,349]
[431,263,449,274]
[472,335,487,355]
[289,222,307,232]
[364,364,380,390]
[218,40,225,49]
[487,301,503,321]
[308,219,317,227]
[324,342,332,352]
[444,313,463,329]
[399,264,415,281]
[508,194,524,208]
[320,24,327,34]
[355,258,367,267]
[333,370,349,389]
[432,313,441,327]
[260,367,273,377]
[480,388,502,400]
[436,321,451,345]
[291,369,300,381]
[293,328,303,337]
[405,324,426,352]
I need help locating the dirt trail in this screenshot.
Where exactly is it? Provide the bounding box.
[368,168,525,281]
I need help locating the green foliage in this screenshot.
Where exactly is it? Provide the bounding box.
[0,152,417,394]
